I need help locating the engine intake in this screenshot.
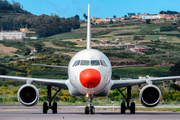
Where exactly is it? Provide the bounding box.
[140,85,161,107]
[18,84,39,106]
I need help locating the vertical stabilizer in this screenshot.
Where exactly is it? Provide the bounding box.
[86,4,91,49]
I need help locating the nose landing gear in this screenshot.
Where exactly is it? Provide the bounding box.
[85,95,95,114]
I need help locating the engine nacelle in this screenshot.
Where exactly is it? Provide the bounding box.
[140,85,161,107]
[18,84,39,106]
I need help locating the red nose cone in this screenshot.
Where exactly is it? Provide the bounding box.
[80,68,101,89]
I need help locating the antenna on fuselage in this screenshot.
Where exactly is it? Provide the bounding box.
[86,4,91,49]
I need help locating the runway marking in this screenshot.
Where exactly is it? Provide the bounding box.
[3,109,24,111]
[2,109,34,111]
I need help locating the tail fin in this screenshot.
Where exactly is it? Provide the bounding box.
[86,4,91,49]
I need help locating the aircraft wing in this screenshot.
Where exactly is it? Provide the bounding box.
[111,76,180,89]
[0,75,68,89]
[32,64,68,69]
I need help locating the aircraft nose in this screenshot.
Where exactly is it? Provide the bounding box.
[79,68,101,89]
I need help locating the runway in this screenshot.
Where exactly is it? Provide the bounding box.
[0,105,180,120]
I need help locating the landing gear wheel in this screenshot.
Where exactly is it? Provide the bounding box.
[43,102,48,114]
[52,102,57,114]
[85,106,89,114]
[90,106,95,114]
[121,102,126,114]
[130,102,135,114]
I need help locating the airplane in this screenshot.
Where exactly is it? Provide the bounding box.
[1,4,180,114]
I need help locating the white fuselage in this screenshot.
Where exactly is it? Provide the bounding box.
[65,49,113,97]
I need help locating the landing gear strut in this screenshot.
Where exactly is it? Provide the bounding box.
[118,86,135,114]
[43,85,61,114]
[85,95,95,114]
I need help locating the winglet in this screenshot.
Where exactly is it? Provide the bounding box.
[86,4,91,49]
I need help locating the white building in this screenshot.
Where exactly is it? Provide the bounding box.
[0,31,26,41]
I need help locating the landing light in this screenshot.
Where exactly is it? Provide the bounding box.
[85,93,89,98]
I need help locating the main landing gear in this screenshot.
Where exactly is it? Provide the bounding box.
[118,86,135,114]
[43,85,61,114]
[85,95,95,114]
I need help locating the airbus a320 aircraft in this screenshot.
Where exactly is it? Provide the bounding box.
[0,5,180,114]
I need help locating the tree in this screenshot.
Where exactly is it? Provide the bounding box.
[137,12,141,15]
[177,20,180,26]
[127,13,135,17]
[160,25,176,32]
[83,13,87,20]
[75,14,80,20]
[133,35,139,40]
[169,61,180,76]
[12,1,22,13]
[113,15,116,18]
[24,48,31,55]
[34,43,42,52]
[110,19,113,24]
[0,68,6,75]
[159,10,178,14]
[146,19,151,24]
[61,22,71,32]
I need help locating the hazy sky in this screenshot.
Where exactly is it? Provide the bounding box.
[8,0,180,19]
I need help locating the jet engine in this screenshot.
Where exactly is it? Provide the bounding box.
[17,84,39,106]
[140,85,161,107]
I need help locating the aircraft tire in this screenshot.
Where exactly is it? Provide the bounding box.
[121,102,126,114]
[43,102,48,114]
[90,106,95,114]
[130,102,135,114]
[52,102,57,114]
[85,106,89,114]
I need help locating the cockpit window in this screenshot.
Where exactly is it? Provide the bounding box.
[100,60,108,67]
[73,60,80,66]
[75,60,80,66]
[80,60,89,66]
[73,60,107,67]
[91,60,100,66]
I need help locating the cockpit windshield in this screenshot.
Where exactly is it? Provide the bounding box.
[100,60,108,67]
[72,60,107,67]
[73,60,80,66]
[91,60,100,66]
[80,60,89,66]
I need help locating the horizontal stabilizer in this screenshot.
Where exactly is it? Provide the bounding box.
[112,64,146,69]
[32,64,68,69]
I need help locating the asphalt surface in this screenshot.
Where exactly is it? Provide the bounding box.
[0,105,180,120]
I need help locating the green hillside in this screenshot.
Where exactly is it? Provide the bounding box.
[0,0,80,37]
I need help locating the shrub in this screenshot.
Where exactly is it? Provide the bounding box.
[160,25,177,32]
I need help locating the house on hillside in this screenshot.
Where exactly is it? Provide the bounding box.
[92,17,105,23]
[20,28,28,32]
[116,37,123,41]
[105,17,116,21]
[0,31,26,41]
[130,45,149,53]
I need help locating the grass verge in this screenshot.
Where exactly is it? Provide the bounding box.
[136,107,180,112]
